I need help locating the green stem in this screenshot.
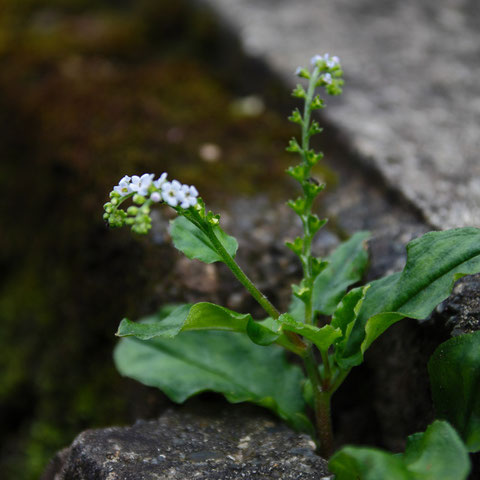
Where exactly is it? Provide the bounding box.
[303,347,334,458]
[320,349,332,385]
[205,224,281,320]
[315,390,334,458]
[186,210,306,353]
[301,69,320,166]
[204,223,306,352]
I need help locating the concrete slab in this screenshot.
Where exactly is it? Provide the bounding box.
[202,0,480,229]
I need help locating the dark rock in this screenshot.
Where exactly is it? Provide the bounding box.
[42,402,331,480]
[436,273,480,336]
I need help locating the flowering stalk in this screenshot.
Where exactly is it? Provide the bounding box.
[287,54,343,457]
[103,172,305,351]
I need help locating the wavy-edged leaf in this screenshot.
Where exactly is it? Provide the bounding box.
[339,228,480,367]
[428,331,480,452]
[279,313,341,352]
[328,420,470,480]
[116,303,251,339]
[312,231,370,316]
[116,303,306,353]
[114,330,312,432]
[170,216,238,263]
[331,286,368,335]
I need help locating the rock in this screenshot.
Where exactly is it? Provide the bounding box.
[42,402,331,480]
[436,273,480,336]
[201,0,480,230]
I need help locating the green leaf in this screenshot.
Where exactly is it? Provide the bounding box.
[312,231,370,316]
[331,286,368,362]
[114,330,312,432]
[116,302,305,353]
[402,420,470,479]
[428,331,480,452]
[331,286,369,335]
[170,216,238,264]
[279,313,342,352]
[117,301,276,341]
[340,228,480,367]
[116,304,192,339]
[246,317,282,346]
[328,420,470,480]
[329,447,410,480]
[288,295,305,323]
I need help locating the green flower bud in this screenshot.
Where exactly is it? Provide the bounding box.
[132,194,146,205]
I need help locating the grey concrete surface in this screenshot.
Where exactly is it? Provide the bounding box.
[202,0,480,229]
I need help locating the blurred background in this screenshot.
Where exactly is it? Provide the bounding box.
[0,1,309,478]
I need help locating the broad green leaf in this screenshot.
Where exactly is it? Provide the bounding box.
[117,303,250,340]
[428,331,480,452]
[170,216,238,263]
[114,330,312,432]
[328,420,470,480]
[340,228,480,367]
[402,420,470,479]
[279,313,341,352]
[312,231,370,316]
[115,302,305,352]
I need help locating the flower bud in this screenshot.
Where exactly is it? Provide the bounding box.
[132,194,146,205]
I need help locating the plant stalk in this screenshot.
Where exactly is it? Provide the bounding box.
[315,390,334,458]
[200,221,306,352]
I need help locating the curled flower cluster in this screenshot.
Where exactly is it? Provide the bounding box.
[103,172,199,234]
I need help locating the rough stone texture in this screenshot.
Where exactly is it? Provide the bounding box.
[201,0,480,229]
[42,402,331,480]
[436,273,480,336]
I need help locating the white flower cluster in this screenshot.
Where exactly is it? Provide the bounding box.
[113,173,199,209]
[310,53,340,69]
[295,54,340,85]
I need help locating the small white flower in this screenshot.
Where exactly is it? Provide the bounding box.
[153,172,168,189]
[322,73,332,85]
[150,192,162,203]
[180,184,199,208]
[295,66,303,76]
[113,176,132,196]
[161,180,185,207]
[310,54,323,65]
[325,54,340,68]
[131,173,154,196]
